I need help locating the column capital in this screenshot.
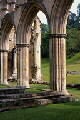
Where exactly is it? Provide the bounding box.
[49,34,67,38]
[16,43,30,48]
[0,49,8,52]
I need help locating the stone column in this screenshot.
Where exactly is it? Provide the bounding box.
[17,43,30,88]
[29,40,34,82]
[0,50,8,85]
[33,33,41,81]
[33,17,41,81]
[50,34,67,94]
[12,48,17,79]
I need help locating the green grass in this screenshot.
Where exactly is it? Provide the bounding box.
[0,82,17,88]
[1,102,80,120]
[68,88,80,99]
[66,53,80,84]
[67,53,80,64]
[67,75,80,84]
[41,58,50,82]
[0,85,9,88]
[26,84,49,93]
[41,54,80,84]
[67,64,80,72]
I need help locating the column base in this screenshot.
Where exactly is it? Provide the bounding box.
[25,84,30,88]
[17,81,30,88]
[32,78,42,82]
[61,90,69,95]
[12,73,17,80]
[23,80,30,88]
[1,81,9,86]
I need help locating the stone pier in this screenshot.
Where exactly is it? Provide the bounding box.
[17,44,30,88]
[0,50,8,85]
[12,48,17,80]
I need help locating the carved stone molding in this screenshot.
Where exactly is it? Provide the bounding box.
[49,34,67,39]
[0,49,8,52]
[16,43,30,48]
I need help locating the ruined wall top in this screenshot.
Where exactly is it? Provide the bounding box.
[0,0,74,30]
[0,0,54,17]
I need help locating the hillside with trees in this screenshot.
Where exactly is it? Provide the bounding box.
[41,3,80,58]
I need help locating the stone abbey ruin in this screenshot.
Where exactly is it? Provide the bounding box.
[0,0,75,98]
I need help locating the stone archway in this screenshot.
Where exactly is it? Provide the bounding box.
[0,0,74,95]
[16,3,50,88]
[16,0,74,94]
[0,14,16,85]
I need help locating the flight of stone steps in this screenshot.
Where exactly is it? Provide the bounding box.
[0,87,75,112]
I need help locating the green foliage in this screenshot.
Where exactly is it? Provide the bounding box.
[41,24,80,58]
[67,28,80,57]
[77,3,80,16]
[67,53,80,64]
[41,24,49,58]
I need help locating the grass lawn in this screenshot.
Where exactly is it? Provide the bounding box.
[41,58,50,82]
[67,74,80,84]
[41,55,80,84]
[67,53,80,64]
[67,64,80,71]
[27,84,49,93]
[0,85,9,88]
[66,53,80,84]
[0,102,80,120]
[0,82,17,88]
[68,88,80,99]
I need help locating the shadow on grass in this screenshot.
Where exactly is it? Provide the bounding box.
[0,102,80,120]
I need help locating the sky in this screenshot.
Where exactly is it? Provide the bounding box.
[37,0,80,24]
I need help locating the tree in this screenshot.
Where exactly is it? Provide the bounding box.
[41,24,49,58]
[77,4,80,16]
[77,3,80,29]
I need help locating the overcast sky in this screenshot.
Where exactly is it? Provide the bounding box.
[37,0,80,24]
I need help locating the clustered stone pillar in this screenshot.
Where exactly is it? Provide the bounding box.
[50,33,67,94]
[0,50,8,85]
[17,43,30,88]
[33,18,41,81]
[12,48,17,79]
[29,36,34,82]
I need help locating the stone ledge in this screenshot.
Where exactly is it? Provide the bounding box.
[0,90,76,112]
[0,87,26,95]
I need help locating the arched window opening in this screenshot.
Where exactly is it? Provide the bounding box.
[28,11,50,91]
[7,26,17,86]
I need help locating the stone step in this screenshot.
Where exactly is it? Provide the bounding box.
[0,91,75,112]
[0,95,76,112]
[0,94,74,108]
[0,98,35,108]
[0,93,32,99]
[0,87,26,95]
[0,93,61,100]
[0,91,65,99]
